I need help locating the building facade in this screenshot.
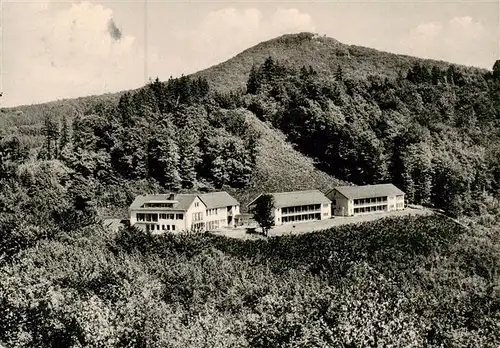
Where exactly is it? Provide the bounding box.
[129,192,240,233]
[248,190,332,226]
[326,183,405,217]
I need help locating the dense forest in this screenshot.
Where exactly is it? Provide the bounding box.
[243,55,500,217]
[2,32,500,346]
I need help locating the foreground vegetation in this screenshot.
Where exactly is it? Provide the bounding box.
[1,213,499,347]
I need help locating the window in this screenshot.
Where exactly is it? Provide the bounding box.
[172,225,176,231]
[192,212,203,221]
[194,202,199,207]
[137,213,145,221]
[162,225,165,230]
[160,214,166,219]
[145,214,158,222]
[176,214,184,220]
[167,225,171,231]
[332,200,336,206]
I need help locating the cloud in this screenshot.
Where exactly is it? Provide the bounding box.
[165,7,315,76]
[2,1,148,107]
[401,16,495,68]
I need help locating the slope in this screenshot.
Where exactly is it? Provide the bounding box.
[192,32,487,94]
[226,111,347,209]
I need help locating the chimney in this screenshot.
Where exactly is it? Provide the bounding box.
[169,193,175,200]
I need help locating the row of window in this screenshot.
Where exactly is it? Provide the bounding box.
[191,222,205,231]
[192,212,203,222]
[161,213,184,220]
[396,203,404,208]
[206,208,219,216]
[145,224,177,232]
[137,213,158,222]
[206,220,220,231]
[282,213,321,223]
[282,204,321,215]
[143,203,174,208]
[354,205,387,214]
[353,197,388,205]
[137,213,183,222]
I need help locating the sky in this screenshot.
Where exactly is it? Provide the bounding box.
[1,0,499,107]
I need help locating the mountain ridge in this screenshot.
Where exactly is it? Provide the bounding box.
[191,32,487,94]
[1,32,488,111]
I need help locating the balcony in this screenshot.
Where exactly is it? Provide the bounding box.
[353,197,387,207]
[281,204,321,215]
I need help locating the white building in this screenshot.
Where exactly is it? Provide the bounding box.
[248,190,332,226]
[129,192,240,233]
[326,183,405,217]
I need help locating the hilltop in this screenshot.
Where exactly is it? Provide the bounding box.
[192,32,486,93]
[1,32,485,123]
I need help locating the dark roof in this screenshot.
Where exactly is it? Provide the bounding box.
[248,190,331,208]
[199,192,239,209]
[329,184,405,200]
[129,191,239,211]
[129,194,198,211]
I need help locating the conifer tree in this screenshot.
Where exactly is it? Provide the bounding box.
[493,60,500,79]
[58,114,70,156]
[336,65,344,82]
[178,125,200,189]
[247,65,260,94]
[147,121,181,190]
[41,113,60,160]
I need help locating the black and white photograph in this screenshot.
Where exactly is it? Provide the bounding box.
[0,0,499,346]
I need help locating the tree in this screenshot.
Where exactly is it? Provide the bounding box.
[58,114,70,155]
[251,194,275,236]
[493,60,500,79]
[41,113,60,160]
[147,121,181,190]
[336,65,344,82]
[177,125,200,189]
[431,66,441,85]
[247,65,260,94]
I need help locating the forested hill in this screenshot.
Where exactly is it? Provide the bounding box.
[191,32,487,93]
[1,32,486,128]
[2,32,500,218]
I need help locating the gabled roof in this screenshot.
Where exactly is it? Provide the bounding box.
[129,191,239,211]
[329,184,405,200]
[129,194,199,211]
[199,192,239,209]
[248,190,331,208]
